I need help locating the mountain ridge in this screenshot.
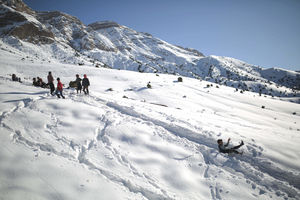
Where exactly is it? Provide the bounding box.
[1,0,299,102]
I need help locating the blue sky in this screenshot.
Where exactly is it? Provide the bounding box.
[24,0,300,71]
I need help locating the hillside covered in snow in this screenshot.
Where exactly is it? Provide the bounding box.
[1,33,300,199]
[0,0,299,101]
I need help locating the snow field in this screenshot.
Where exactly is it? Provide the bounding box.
[0,49,300,200]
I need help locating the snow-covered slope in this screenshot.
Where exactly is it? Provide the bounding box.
[0,0,299,101]
[1,36,300,200]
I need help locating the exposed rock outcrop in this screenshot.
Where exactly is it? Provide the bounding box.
[88,21,121,30]
[1,0,35,15]
[10,22,54,44]
[0,7,27,27]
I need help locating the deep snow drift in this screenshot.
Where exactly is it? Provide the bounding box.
[0,45,300,200]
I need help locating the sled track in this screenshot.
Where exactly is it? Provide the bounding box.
[66,90,300,199]
[84,94,300,199]
[71,91,300,199]
[1,87,300,199]
[0,91,175,200]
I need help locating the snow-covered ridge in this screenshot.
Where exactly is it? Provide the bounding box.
[0,0,299,101]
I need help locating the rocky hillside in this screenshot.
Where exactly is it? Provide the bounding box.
[1,0,299,101]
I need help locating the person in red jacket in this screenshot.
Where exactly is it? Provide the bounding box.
[56,77,65,99]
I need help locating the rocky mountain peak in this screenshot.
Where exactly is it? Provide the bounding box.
[0,0,54,44]
[37,11,83,26]
[0,0,34,15]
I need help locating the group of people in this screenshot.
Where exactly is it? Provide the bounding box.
[12,74,22,83]
[32,77,47,88]
[32,72,90,99]
[32,72,65,98]
[75,74,90,95]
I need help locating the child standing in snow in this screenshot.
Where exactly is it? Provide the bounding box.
[56,77,65,99]
[82,74,90,95]
[217,138,244,154]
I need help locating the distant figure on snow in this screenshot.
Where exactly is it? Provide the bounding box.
[32,78,39,87]
[82,74,90,95]
[56,77,65,99]
[36,77,41,85]
[12,74,21,82]
[217,138,244,154]
[75,74,82,94]
[37,77,47,88]
[47,71,55,95]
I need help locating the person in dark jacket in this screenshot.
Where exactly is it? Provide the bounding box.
[217,138,244,154]
[12,74,21,82]
[32,78,39,87]
[75,74,82,94]
[47,71,55,95]
[37,77,47,88]
[56,77,65,99]
[82,74,90,95]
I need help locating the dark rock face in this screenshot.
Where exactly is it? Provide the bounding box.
[0,8,27,27]
[184,48,205,57]
[0,1,54,44]
[88,21,121,30]
[37,11,82,25]
[10,23,54,44]
[1,0,35,15]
